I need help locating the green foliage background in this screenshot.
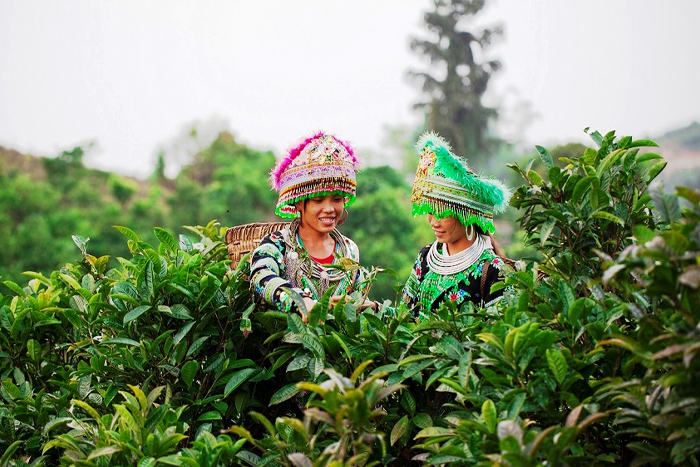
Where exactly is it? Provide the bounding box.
[0,130,434,301]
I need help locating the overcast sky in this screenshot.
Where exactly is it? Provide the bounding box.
[1,0,699,178]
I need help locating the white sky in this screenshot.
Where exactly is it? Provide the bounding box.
[1,0,699,178]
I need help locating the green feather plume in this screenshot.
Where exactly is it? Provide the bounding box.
[415,132,511,214]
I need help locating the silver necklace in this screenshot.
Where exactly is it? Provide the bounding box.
[283,219,347,296]
[426,235,486,276]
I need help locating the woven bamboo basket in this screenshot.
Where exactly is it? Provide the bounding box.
[225,221,289,266]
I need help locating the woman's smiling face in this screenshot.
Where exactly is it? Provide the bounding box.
[297,194,345,234]
[427,213,466,245]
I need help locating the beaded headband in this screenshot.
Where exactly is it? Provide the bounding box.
[411,132,511,233]
[271,131,359,218]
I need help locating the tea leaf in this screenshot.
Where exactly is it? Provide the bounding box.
[391,415,410,445]
[123,305,151,325]
[536,145,554,169]
[482,399,497,433]
[591,211,624,226]
[546,348,568,385]
[270,383,301,406]
[224,368,256,397]
[154,227,178,254]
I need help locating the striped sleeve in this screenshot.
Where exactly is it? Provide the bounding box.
[249,232,306,314]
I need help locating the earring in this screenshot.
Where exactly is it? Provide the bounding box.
[466,224,475,241]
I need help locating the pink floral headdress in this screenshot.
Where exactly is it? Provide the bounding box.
[271,131,360,218]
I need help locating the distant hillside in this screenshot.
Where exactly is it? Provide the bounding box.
[0,144,160,201]
[654,121,700,190]
[0,132,279,287]
[657,121,700,150]
[0,145,48,180]
[2,121,698,200]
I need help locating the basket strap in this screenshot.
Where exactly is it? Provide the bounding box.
[480,260,490,303]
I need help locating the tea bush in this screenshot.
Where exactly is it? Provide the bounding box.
[0,130,697,466]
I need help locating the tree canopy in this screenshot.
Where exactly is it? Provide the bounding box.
[410,0,502,171]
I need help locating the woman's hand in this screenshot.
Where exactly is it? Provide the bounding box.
[330,295,381,312]
[329,295,345,307]
[330,295,381,311]
[300,297,316,323]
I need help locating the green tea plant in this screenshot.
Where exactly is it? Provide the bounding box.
[509,129,664,283]
[230,363,403,467]
[593,186,700,465]
[410,130,697,466]
[1,220,278,465]
[1,129,697,467]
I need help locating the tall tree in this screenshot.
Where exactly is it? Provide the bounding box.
[410,0,502,171]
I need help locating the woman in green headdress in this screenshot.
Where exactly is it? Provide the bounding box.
[401,132,512,320]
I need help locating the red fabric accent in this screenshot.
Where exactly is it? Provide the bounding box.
[311,253,334,264]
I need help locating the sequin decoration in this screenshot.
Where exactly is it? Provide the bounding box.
[272,133,359,218]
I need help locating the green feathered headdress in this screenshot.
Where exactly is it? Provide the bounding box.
[411,132,512,233]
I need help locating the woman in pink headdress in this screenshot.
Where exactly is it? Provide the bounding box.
[250,131,379,321]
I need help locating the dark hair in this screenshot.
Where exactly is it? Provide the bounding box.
[475,225,506,258]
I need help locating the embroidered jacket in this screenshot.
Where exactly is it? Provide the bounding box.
[402,241,505,320]
[250,224,366,314]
